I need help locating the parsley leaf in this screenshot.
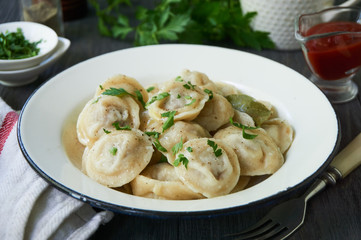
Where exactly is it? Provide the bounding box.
[112,122,131,130]
[145,131,167,152]
[204,89,213,100]
[103,128,111,134]
[207,139,222,157]
[172,137,183,155]
[102,87,146,108]
[145,92,170,108]
[90,0,274,50]
[146,86,155,92]
[102,87,132,98]
[161,110,176,132]
[229,117,258,139]
[109,146,118,156]
[173,153,189,169]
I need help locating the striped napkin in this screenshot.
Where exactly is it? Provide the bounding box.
[0,98,113,240]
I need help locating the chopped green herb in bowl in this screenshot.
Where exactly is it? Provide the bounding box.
[0,21,58,71]
[0,28,41,60]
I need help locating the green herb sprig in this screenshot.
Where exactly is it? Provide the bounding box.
[0,28,42,59]
[145,131,167,152]
[161,110,176,132]
[173,153,189,169]
[207,139,222,157]
[89,0,274,50]
[230,117,258,139]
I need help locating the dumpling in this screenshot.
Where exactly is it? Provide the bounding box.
[95,74,149,105]
[214,126,284,176]
[221,110,255,130]
[230,176,251,193]
[232,110,255,127]
[215,81,242,97]
[147,78,209,121]
[84,129,153,187]
[157,121,211,163]
[181,69,219,93]
[174,138,240,198]
[130,163,203,200]
[262,118,294,154]
[193,93,234,132]
[76,95,140,146]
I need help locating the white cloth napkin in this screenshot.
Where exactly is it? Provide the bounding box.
[0,98,114,240]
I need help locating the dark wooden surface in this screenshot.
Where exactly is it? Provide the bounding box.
[2,1,361,239]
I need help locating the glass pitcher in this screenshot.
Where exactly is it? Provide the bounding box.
[295,7,361,103]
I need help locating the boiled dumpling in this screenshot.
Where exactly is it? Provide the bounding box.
[193,93,234,132]
[147,78,209,121]
[214,126,284,176]
[95,74,149,105]
[215,81,242,97]
[84,129,153,187]
[158,121,211,163]
[174,138,240,198]
[181,69,219,93]
[230,176,251,193]
[76,95,140,146]
[262,118,294,154]
[130,163,203,200]
[232,110,255,127]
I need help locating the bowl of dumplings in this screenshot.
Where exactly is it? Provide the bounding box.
[18,44,339,216]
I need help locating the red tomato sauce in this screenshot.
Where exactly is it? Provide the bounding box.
[305,21,361,80]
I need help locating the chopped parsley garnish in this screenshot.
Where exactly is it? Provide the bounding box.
[0,28,41,59]
[172,138,183,155]
[134,89,146,108]
[161,110,176,132]
[109,146,118,156]
[92,97,100,104]
[145,92,170,108]
[207,140,222,157]
[177,94,181,99]
[186,147,193,152]
[175,76,183,82]
[112,122,131,130]
[159,154,168,163]
[103,128,111,134]
[146,86,155,92]
[204,89,213,100]
[185,98,196,106]
[102,87,146,108]
[102,87,131,97]
[145,131,167,152]
[183,81,195,90]
[99,85,104,90]
[229,117,258,139]
[173,153,189,169]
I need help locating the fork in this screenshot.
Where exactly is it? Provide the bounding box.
[224,132,361,240]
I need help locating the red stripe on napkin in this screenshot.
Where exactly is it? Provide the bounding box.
[0,111,19,154]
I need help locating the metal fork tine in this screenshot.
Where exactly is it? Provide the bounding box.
[224,218,277,239]
[252,224,287,240]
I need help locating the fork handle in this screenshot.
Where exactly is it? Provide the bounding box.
[330,132,361,178]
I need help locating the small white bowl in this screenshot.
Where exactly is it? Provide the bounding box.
[0,21,58,71]
[0,37,70,86]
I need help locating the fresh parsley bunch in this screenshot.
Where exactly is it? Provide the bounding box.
[90,0,274,50]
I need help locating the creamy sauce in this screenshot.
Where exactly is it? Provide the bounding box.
[62,104,85,170]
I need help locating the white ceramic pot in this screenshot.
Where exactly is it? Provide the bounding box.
[240,0,361,50]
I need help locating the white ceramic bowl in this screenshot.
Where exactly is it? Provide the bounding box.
[0,37,70,87]
[0,21,58,71]
[18,45,339,217]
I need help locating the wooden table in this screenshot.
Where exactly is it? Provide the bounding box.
[2,1,361,239]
